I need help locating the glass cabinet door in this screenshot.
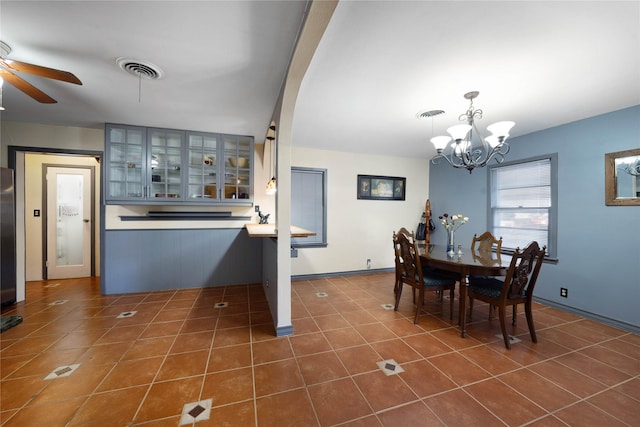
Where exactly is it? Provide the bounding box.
[223,135,252,200]
[106,125,252,204]
[188,133,218,200]
[106,125,145,199]
[149,129,184,200]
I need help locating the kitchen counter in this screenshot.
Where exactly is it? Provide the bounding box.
[245,224,316,238]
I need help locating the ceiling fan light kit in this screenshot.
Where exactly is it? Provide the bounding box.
[0,40,82,104]
[422,91,515,173]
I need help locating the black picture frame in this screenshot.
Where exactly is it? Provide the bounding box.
[357,175,406,200]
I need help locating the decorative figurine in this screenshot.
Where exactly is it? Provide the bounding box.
[258,211,270,224]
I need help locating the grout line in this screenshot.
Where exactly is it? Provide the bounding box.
[129,289,193,424]
[3,275,638,427]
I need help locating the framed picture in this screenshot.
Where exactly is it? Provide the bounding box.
[357,175,406,200]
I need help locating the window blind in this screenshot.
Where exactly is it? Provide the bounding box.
[490,158,552,254]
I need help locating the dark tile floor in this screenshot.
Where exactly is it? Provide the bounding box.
[0,273,638,426]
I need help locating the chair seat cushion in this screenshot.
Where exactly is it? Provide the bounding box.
[421,273,456,288]
[468,276,503,298]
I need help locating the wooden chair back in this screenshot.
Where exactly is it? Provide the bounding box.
[394,227,421,286]
[503,241,546,301]
[471,231,502,253]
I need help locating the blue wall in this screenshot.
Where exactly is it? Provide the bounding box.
[102,228,262,294]
[430,105,640,331]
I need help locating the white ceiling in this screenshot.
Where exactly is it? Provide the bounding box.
[0,1,308,141]
[1,1,639,160]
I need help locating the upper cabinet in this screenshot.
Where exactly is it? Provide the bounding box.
[222,134,252,201]
[149,128,185,201]
[105,124,253,205]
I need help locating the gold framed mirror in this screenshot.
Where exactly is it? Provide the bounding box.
[605,148,640,206]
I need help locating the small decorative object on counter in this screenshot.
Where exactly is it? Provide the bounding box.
[439,213,469,254]
[258,210,270,224]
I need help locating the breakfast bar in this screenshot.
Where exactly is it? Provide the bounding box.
[245,223,316,238]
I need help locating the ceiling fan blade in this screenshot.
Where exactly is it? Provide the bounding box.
[0,69,57,103]
[0,58,82,85]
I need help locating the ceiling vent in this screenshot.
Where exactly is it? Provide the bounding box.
[417,109,445,119]
[116,57,164,80]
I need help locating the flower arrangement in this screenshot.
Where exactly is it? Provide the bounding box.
[439,213,469,232]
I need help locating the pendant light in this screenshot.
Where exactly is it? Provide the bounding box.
[265,130,277,195]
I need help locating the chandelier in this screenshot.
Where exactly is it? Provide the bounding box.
[425,91,514,173]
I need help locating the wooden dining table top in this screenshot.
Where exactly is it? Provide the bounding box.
[417,243,510,277]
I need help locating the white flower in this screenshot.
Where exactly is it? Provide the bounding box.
[438,212,470,232]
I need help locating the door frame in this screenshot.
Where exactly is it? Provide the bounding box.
[7,146,103,301]
[42,163,96,279]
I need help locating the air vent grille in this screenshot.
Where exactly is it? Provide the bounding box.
[417,109,445,119]
[116,57,164,80]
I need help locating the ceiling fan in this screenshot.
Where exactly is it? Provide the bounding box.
[0,40,82,104]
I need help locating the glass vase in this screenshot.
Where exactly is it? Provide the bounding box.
[447,229,455,254]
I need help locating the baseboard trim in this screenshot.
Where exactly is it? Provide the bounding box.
[292,268,393,281]
[534,297,639,335]
[292,270,637,335]
[275,324,294,337]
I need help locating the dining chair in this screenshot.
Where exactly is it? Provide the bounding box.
[470,231,503,316]
[467,241,546,349]
[471,231,502,254]
[393,228,457,324]
[392,231,403,297]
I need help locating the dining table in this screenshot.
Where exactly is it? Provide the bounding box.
[418,243,511,338]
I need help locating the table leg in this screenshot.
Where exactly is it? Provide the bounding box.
[459,274,468,338]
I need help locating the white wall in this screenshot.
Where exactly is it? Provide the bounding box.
[290,146,429,276]
[1,122,104,161]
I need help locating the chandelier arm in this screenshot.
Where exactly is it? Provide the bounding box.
[471,108,483,121]
[470,148,486,164]
[496,142,510,156]
[432,150,477,172]
[623,164,640,176]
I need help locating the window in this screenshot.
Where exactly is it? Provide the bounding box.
[488,154,557,258]
[291,167,327,248]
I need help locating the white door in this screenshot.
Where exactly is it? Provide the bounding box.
[46,167,92,279]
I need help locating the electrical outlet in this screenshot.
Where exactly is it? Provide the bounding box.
[366,259,371,269]
[560,287,568,298]
[255,205,260,212]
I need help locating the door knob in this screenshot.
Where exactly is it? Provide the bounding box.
[83,219,90,223]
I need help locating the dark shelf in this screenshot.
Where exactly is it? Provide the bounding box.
[120,211,251,221]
